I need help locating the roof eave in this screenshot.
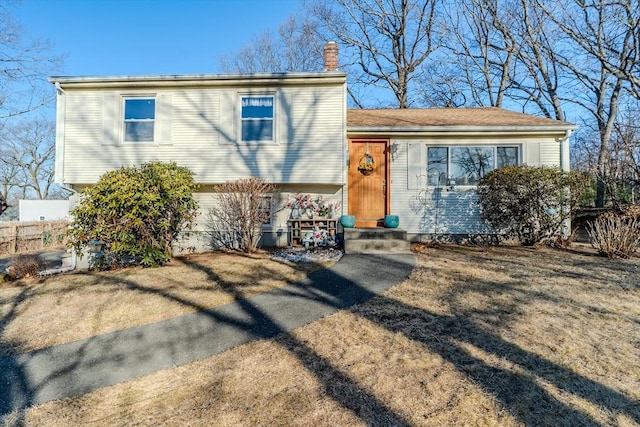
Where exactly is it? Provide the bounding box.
[347,124,577,136]
[48,71,347,88]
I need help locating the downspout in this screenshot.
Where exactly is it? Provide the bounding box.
[560,129,573,238]
[560,129,572,172]
[53,82,68,187]
[39,81,78,275]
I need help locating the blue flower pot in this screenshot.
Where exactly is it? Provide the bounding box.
[340,215,356,228]
[384,215,399,228]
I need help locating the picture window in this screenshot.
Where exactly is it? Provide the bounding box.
[427,146,519,186]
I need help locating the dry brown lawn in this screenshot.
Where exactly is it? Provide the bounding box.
[0,250,328,355]
[2,244,640,426]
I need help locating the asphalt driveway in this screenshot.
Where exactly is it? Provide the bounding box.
[0,252,416,414]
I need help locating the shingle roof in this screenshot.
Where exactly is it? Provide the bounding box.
[347,107,573,129]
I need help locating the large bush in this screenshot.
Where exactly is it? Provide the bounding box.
[477,165,587,246]
[68,161,198,268]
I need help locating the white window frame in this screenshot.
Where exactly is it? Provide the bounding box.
[407,143,520,189]
[239,94,275,143]
[428,145,520,186]
[123,96,156,143]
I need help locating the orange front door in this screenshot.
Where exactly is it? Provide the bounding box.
[348,140,389,227]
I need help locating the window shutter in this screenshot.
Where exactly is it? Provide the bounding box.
[408,143,426,189]
[102,93,118,145]
[157,93,173,145]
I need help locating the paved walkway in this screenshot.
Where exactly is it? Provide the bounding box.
[0,253,415,414]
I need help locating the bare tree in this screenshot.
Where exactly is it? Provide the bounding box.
[430,0,516,108]
[310,0,440,108]
[436,0,636,206]
[206,178,276,253]
[543,0,640,100]
[533,0,638,206]
[0,118,56,199]
[219,14,324,73]
[0,154,23,202]
[429,0,567,119]
[0,4,61,119]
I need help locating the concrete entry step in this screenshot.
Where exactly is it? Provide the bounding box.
[344,228,407,240]
[343,228,411,254]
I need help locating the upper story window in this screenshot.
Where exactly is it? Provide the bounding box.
[240,95,274,142]
[124,98,155,142]
[427,146,519,186]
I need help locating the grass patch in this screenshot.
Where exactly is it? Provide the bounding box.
[3,244,640,426]
[0,250,329,355]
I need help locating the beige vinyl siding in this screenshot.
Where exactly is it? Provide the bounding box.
[65,92,103,146]
[539,139,561,166]
[391,141,485,235]
[60,82,345,186]
[173,185,344,251]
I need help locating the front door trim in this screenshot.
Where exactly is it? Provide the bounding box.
[348,138,390,227]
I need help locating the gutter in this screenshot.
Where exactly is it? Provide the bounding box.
[347,124,578,135]
[48,71,348,89]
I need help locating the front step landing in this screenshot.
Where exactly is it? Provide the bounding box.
[344,228,411,254]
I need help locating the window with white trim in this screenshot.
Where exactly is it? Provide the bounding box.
[240,95,274,142]
[408,144,520,188]
[123,98,155,142]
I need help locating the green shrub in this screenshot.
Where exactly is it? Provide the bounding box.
[476,165,588,246]
[68,161,198,268]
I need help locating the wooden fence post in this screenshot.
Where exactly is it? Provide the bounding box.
[13,225,19,254]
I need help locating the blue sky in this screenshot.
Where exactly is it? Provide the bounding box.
[13,0,301,77]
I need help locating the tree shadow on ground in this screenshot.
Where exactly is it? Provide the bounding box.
[1,250,638,426]
[0,286,32,421]
[354,294,638,426]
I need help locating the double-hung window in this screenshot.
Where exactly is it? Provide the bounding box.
[240,95,274,142]
[124,97,155,142]
[427,146,519,186]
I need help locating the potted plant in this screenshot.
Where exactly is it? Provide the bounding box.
[340,215,356,228]
[384,215,399,228]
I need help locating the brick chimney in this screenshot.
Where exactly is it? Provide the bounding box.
[323,41,339,71]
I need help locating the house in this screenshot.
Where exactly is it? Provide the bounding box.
[49,43,574,251]
[18,199,70,222]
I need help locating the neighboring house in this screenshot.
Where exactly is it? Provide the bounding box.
[18,199,70,222]
[49,44,574,250]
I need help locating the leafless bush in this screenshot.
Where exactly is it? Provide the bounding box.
[206,178,276,253]
[587,214,640,259]
[8,254,47,278]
